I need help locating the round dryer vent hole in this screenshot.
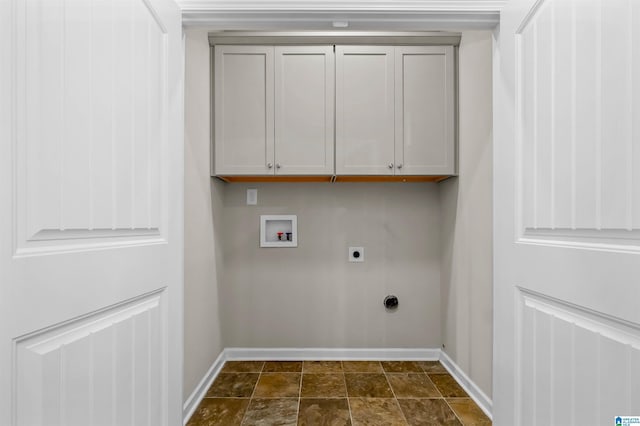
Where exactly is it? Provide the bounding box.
[384,295,399,310]
[348,247,364,262]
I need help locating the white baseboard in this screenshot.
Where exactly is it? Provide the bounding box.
[182,347,492,425]
[224,347,441,361]
[182,350,227,425]
[439,350,493,420]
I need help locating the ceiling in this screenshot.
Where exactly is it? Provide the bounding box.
[178,0,507,30]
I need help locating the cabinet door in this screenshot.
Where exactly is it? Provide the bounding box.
[214,45,274,175]
[336,46,395,175]
[275,46,334,175]
[395,46,455,175]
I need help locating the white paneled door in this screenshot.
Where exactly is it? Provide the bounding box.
[495,0,640,424]
[0,0,183,425]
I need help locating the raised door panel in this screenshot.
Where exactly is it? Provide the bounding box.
[519,0,640,238]
[517,291,640,425]
[336,46,395,175]
[2,0,182,424]
[395,46,455,175]
[494,0,640,423]
[214,45,274,175]
[15,293,163,426]
[15,0,168,254]
[274,46,334,175]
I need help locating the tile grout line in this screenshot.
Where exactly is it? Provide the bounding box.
[425,364,470,425]
[238,361,264,426]
[341,361,356,426]
[442,396,466,425]
[422,370,444,399]
[380,364,411,425]
[295,364,303,424]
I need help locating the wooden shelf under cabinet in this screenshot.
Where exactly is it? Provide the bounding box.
[215,175,453,183]
[334,175,451,183]
[216,175,333,183]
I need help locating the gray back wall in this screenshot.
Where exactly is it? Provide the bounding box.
[219,182,442,348]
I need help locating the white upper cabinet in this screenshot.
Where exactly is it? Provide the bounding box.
[214,45,274,175]
[214,45,334,176]
[395,46,455,175]
[215,42,456,179]
[336,45,455,176]
[335,46,395,175]
[275,46,334,175]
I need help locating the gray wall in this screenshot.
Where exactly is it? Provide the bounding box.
[220,183,442,348]
[440,30,494,398]
[183,30,224,402]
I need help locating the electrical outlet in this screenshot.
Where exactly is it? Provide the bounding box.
[349,247,364,262]
[246,188,257,205]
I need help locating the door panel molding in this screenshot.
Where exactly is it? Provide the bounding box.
[516,287,640,424]
[13,288,166,426]
[14,0,169,256]
[516,0,640,246]
[519,228,640,253]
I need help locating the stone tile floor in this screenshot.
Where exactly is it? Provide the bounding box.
[187,360,492,426]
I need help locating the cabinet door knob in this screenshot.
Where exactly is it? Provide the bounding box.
[397,164,403,169]
[267,163,273,169]
[276,163,281,169]
[388,163,394,169]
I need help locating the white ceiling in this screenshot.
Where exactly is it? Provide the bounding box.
[179,0,507,30]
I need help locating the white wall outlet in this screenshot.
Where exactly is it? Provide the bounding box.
[349,247,364,262]
[246,188,257,205]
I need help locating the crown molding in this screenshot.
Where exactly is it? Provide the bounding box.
[180,0,505,30]
[208,31,462,46]
[178,1,507,12]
